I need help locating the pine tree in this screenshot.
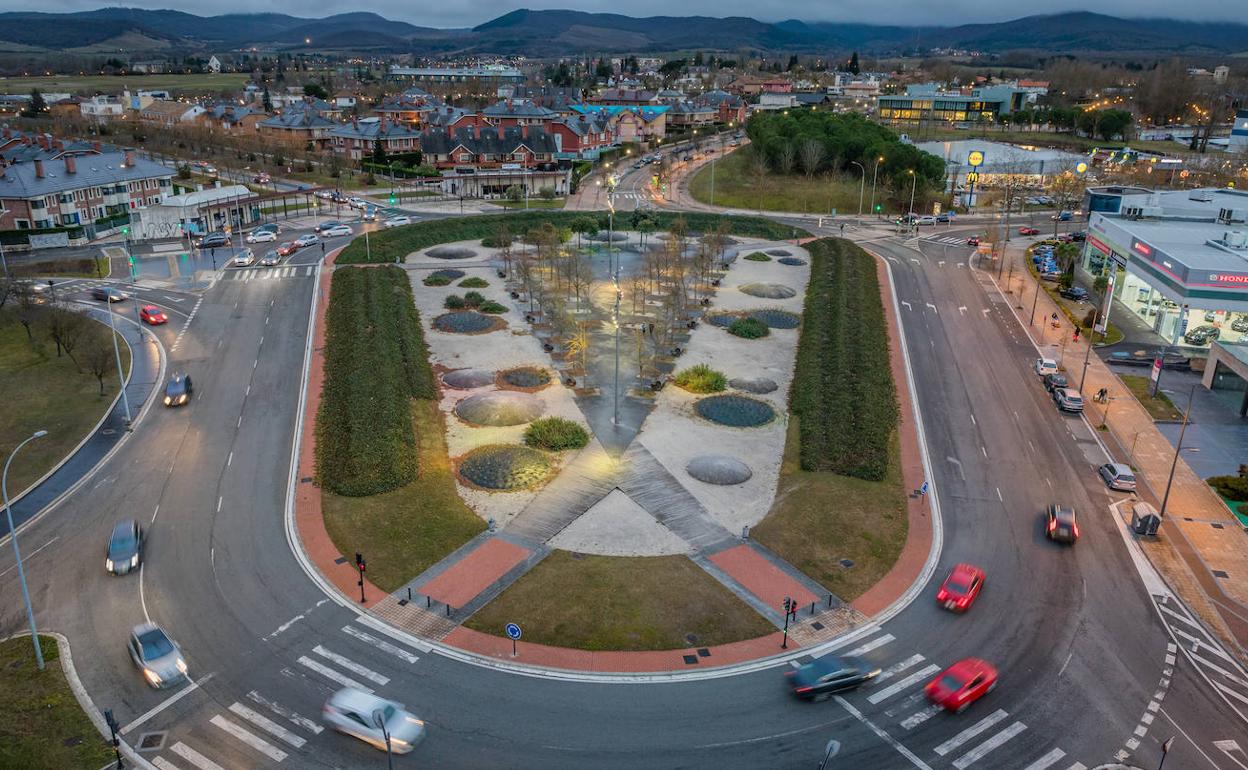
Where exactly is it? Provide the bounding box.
[372,137,387,165]
[849,51,860,75]
[262,86,273,112]
[24,88,47,116]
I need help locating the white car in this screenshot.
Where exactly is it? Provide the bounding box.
[347,197,368,210]
[383,216,412,229]
[245,230,277,244]
[1034,358,1059,377]
[316,190,336,200]
[322,224,353,237]
[295,234,320,247]
[229,249,256,267]
[323,688,426,754]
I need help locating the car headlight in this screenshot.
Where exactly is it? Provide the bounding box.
[130,554,139,567]
[175,658,187,674]
[106,559,114,572]
[164,396,172,405]
[178,395,188,404]
[144,668,162,685]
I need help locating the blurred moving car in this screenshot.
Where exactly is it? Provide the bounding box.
[277,241,300,256]
[92,287,129,302]
[196,231,230,249]
[139,305,167,325]
[787,656,882,700]
[105,519,143,575]
[164,373,193,407]
[128,623,187,689]
[965,236,980,246]
[323,688,426,753]
[1019,226,1040,236]
[322,224,353,237]
[926,658,997,713]
[936,563,985,612]
[229,249,256,267]
[383,216,412,229]
[1045,504,1080,544]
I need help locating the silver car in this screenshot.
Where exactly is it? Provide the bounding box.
[323,688,426,754]
[127,623,187,689]
[1052,388,1084,413]
[1099,462,1137,492]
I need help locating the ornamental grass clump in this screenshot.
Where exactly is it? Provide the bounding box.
[728,316,769,339]
[674,363,727,394]
[523,417,590,451]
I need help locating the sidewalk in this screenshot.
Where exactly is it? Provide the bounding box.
[997,246,1248,659]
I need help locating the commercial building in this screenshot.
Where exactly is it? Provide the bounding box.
[877,84,1030,127]
[387,65,525,85]
[916,139,1086,189]
[1232,109,1248,152]
[1078,186,1248,349]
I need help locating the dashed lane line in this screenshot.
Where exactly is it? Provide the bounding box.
[1020,748,1067,770]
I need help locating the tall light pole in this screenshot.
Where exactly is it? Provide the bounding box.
[1159,384,1197,519]
[907,169,918,232]
[869,156,883,219]
[850,161,865,218]
[372,709,394,770]
[105,300,133,427]
[4,430,48,670]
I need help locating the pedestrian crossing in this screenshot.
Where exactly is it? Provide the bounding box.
[820,627,1088,770]
[1154,593,1248,723]
[148,621,420,768]
[223,265,316,282]
[922,235,973,246]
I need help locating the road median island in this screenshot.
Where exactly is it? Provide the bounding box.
[0,635,114,770]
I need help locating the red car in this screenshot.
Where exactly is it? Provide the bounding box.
[936,563,985,612]
[1019,226,1040,236]
[139,305,167,325]
[965,236,980,246]
[277,241,300,256]
[926,658,998,713]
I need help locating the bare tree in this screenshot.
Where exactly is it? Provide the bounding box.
[45,304,87,365]
[14,283,39,342]
[798,138,825,178]
[775,141,796,175]
[83,330,116,396]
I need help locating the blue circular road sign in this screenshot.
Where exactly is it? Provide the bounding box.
[505,623,522,640]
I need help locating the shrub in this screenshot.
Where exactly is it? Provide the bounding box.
[445,294,466,309]
[459,444,552,490]
[423,274,453,286]
[745,252,772,261]
[477,300,508,314]
[1209,469,1248,501]
[463,290,486,306]
[524,417,590,451]
[674,364,727,393]
[728,317,770,339]
[459,277,489,288]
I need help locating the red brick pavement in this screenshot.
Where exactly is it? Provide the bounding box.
[419,538,531,608]
[709,545,819,611]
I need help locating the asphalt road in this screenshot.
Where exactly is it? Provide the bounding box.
[2,220,1246,770]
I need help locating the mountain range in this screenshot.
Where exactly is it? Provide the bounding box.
[1,7,1246,56]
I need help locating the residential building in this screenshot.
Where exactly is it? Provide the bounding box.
[387,65,525,85]
[481,99,560,127]
[666,100,717,128]
[1,130,110,166]
[131,60,168,74]
[698,90,748,124]
[418,124,559,171]
[200,104,267,134]
[548,114,614,159]
[329,117,422,161]
[591,89,658,106]
[257,106,340,147]
[0,149,172,230]
[500,85,582,110]
[423,105,477,131]
[80,94,126,123]
[568,104,668,142]
[1232,109,1248,151]
[1214,65,1230,85]
[756,93,798,111]
[437,165,571,199]
[139,100,206,127]
[373,87,442,126]
[334,92,358,110]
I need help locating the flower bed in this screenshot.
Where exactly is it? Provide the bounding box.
[423,269,465,286]
[694,394,775,427]
[458,444,553,490]
[498,366,552,390]
[433,311,505,334]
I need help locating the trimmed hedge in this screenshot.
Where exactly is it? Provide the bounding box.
[524,417,590,451]
[791,239,898,481]
[674,363,727,393]
[337,211,807,264]
[459,277,489,288]
[316,266,436,497]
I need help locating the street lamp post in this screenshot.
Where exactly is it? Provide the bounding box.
[850,161,865,219]
[907,170,918,233]
[1159,385,1197,519]
[869,157,883,219]
[372,709,395,770]
[4,430,49,670]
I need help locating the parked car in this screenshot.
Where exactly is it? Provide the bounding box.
[105,519,143,575]
[295,234,320,248]
[1183,325,1220,345]
[936,563,985,612]
[258,250,280,267]
[1052,387,1084,413]
[92,287,128,302]
[347,197,368,210]
[196,231,230,249]
[1019,226,1041,236]
[1034,358,1059,377]
[1107,350,1191,370]
[914,215,937,225]
[229,248,256,267]
[1069,231,1087,242]
[1098,462,1137,491]
[163,373,193,407]
[383,216,412,229]
[1040,270,1062,282]
[1232,315,1248,333]
[245,229,276,244]
[926,658,997,713]
[936,212,954,223]
[1043,372,1069,392]
[1060,286,1089,301]
[139,305,167,325]
[788,656,882,700]
[277,241,300,256]
[323,688,426,753]
[322,224,353,237]
[128,623,187,689]
[1045,504,1080,544]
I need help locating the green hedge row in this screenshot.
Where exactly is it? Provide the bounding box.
[336,211,807,264]
[316,265,436,497]
[791,238,898,481]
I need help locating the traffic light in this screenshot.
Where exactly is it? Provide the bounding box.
[389,194,397,205]
[783,597,792,615]
[355,552,366,573]
[873,204,882,213]
[120,225,130,235]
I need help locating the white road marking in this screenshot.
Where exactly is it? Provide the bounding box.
[1158,603,1203,629]
[867,664,940,704]
[0,536,57,577]
[210,714,288,761]
[1020,748,1066,770]
[1066,763,1088,770]
[845,634,895,657]
[900,704,943,730]
[216,496,222,512]
[996,487,1003,501]
[874,654,925,684]
[341,625,421,664]
[120,674,213,734]
[1215,681,1248,707]
[297,655,374,693]
[926,302,938,313]
[970,415,976,426]
[1191,653,1248,688]
[169,742,225,770]
[835,696,934,770]
[227,451,233,467]
[884,691,929,718]
[245,690,323,734]
[901,300,913,311]
[228,702,307,748]
[952,721,1027,769]
[152,757,183,770]
[958,306,967,315]
[1171,627,1233,661]
[1133,723,1148,737]
[313,645,389,684]
[935,709,1009,755]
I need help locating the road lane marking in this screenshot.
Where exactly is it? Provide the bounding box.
[1216,681,1248,707]
[210,714,288,761]
[313,645,389,685]
[845,634,895,657]
[1020,748,1066,770]
[152,757,183,770]
[835,696,934,770]
[900,704,943,730]
[216,496,222,512]
[245,690,323,734]
[935,709,1009,755]
[0,536,57,577]
[867,664,940,704]
[874,654,925,684]
[952,721,1026,769]
[1158,603,1203,629]
[341,625,421,664]
[996,487,1003,501]
[120,674,213,734]
[1171,627,1233,661]
[296,655,374,693]
[169,743,224,770]
[1190,653,1248,688]
[227,451,233,467]
[228,703,307,748]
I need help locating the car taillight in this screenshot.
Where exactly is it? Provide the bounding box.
[795,686,812,693]
[1073,523,1080,538]
[936,590,948,601]
[1047,519,1056,532]
[956,597,969,608]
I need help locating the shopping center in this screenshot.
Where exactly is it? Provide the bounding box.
[1078,185,1248,349]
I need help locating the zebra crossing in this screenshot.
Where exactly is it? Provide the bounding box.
[821,627,1087,770]
[223,265,316,282]
[1154,593,1248,723]
[922,235,973,246]
[147,622,420,769]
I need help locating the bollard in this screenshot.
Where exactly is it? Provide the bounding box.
[810,602,815,616]
[446,604,452,617]
[426,596,431,608]
[827,593,833,608]
[407,587,412,602]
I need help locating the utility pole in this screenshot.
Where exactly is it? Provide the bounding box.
[4,430,48,670]
[851,160,865,218]
[105,300,133,427]
[1159,385,1197,519]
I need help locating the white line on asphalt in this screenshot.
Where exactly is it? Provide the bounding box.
[1216,681,1248,707]
[120,673,213,734]
[245,384,250,396]
[259,335,264,346]
[1133,724,1148,737]
[210,714,288,761]
[1171,627,1232,661]
[969,415,976,425]
[1020,748,1066,770]
[1191,653,1248,689]
[981,446,987,458]
[995,487,1003,501]
[868,665,941,704]
[237,415,242,428]
[169,742,224,770]
[884,691,928,718]
[1158,603,1202,629]
[900,704,943,730]
[1059,650,1074,678]
[845,634,895,657]
[227,451,233,466]
[152,756,183,770]
[245,690,323,734]
[926,302,938,313]
[1066,764,1088,770]
[228,702,307,748]
[0,536,57,578]
[216,496,222,512]
[874,654,926,684]
[313,645,390,684]
[296,655,374,693]
[341,625,421,664]
[835,696,934,770]
[952,721,1026,769]
[935,709,1009,755]
[152,504,160,523]
[253,359,258,369]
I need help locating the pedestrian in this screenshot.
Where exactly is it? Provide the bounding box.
[1073,328,1080,342]
[839,223,845,236]
[320,241,325,255]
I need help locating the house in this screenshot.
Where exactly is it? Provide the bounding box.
[329,118,422,161]
[756,93,798,111]
[373,87,441,126]
[139,100,206,127]
[591,89,658,106]
[548,114,614,159]
[334,92,358,110]
[666,100,717,128]
[500,85,583,110]
[131,60,167,74]
[794,92,831,108]
[698,90,747,124]
[257,108,339,148]
[387,65,525,85]
[568,104,668,142]
[0,149,173,230]
[79,95,127,123]
[0,130,110,166]
[422,105,479,131]
[481,99,560,128]
[418,124,559,171]
[201,104,267,134]
[207,56,222,74]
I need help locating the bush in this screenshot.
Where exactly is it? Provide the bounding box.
[477,300,508,314]
[674,363,727,393]
[524,417,590,451]
[791,238,899,481]
[463,290,486,306]
[423,274,453,286]
[459,277,489,288]
[445,294,466,309]
[728,317,770,339]
[745,252,772,262]
[1209,469,1248,501]
[315,266,436,497]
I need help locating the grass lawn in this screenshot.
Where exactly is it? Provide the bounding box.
[1118,375,1185,421]
[0,73,249,94]
[753,422,908,600]
[0,312,130,496]
[260,202,315,216]
[0,635,114,770]
[489,199,566,209]
[689,148,864,215]
[464,551,775,650]
[322,400,486,591]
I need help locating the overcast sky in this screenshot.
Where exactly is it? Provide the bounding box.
[18,0,1246,28]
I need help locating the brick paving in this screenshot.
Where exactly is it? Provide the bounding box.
[708,544,820,612]
[416,538,532,609]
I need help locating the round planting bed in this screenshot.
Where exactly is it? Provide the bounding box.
[738,282,797,299]
[426,246,479,260]
[454,392,545,427]
[728,377,778,394]
[498,366,552,391]
[765,249,790,256]
[442,368,496,390]
[778,257,807,267]
[686,455,753,485]
[748,308,802,329]
[694,394,775,427]
[427,268,466,281]
[433,311,505,334]
[459,445,552,490]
